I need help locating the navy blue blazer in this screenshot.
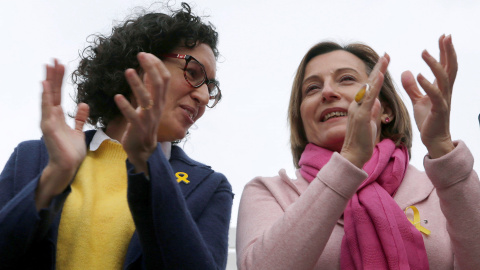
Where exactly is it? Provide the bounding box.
[0,130,233,269]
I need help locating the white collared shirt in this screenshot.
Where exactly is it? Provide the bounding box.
[90,129,172,160]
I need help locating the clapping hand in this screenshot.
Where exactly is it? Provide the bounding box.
[340,54,390,168]
[401,35,457,159]
[36,60,90,210]
[114,53,169,176]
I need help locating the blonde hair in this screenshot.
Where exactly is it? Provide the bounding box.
[288,41,412,168]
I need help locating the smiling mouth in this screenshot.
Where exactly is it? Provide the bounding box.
[183,108,195,120]
[322,111,347,122]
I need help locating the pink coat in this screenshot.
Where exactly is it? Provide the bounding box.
[236,141,480,269]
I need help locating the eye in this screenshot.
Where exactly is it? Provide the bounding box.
[185,66,200,80]
[304,84,321,94]
[339,75,356,83]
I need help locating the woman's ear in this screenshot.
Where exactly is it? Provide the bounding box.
[381,103,394,124]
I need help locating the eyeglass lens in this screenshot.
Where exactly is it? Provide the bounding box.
[186,58,219,107]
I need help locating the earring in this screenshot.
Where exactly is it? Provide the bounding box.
[385,117,390,123]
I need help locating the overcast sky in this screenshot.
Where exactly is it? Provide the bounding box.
[1,0,479,226]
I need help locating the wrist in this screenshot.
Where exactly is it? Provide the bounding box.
[426,140,455,159]
[36,164,76,210]
[127,157,149,176]
[340,150,367,169]
[126,146,155,176]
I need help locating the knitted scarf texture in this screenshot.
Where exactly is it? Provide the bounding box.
[299,139,429,270]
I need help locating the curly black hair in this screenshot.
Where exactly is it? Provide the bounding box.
[72,2,219,128]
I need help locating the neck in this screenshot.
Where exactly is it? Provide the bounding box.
[104,117,128,142]
[104,116,178,143]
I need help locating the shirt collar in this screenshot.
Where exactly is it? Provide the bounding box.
[89,129,172,160]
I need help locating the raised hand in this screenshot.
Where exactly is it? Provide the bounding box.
[36,60,90,210]
[114,53,169,175]
[340,54,390,168]
[401,35,457,158]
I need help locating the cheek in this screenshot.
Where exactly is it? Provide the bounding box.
[165,78,187,100]
[299,104,308,127]
[344,86,361,103]
[300,99,314,124]
[299,99,308,118]
[194,107,206,122]
[299,102,315,141]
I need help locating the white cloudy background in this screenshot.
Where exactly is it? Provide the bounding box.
[1,0,479,227]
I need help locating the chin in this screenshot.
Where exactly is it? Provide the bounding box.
[176,127,190,140]
[309,134,346,152]
[157,127,188,142]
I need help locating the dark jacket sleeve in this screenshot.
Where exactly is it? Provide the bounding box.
[126,145,233,270]
[0,140,70,268]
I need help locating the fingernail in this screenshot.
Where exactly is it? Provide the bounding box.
[383,52,390,61]
[422,49,431,58]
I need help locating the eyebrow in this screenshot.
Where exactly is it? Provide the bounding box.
[302,67,360,85]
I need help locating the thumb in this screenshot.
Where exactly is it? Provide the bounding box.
[401,71,423,105]
[371,99,381,145]
[74,103,90,132]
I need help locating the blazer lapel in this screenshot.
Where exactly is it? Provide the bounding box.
[169,146,213,199]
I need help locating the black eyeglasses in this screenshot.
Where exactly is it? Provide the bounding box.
[162,53,222,108]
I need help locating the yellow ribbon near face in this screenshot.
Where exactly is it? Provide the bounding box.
[404,206,431,236]
[175,172,190,184]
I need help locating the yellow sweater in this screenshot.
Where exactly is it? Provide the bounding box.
[56,140,135,269]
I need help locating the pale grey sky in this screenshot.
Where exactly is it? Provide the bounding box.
[1,0,479,226]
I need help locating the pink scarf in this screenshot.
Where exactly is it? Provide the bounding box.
[299,139,429,270]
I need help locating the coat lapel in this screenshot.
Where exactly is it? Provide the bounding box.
[394,164,435,210]
[123,144,213,268]
[168,146,213,199]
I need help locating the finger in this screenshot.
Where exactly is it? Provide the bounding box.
[361,56,389,108]
[368,54,389,80]
[416,73,446,107]
[138,53,170,109]
[371,98,382,121]
[379,53,390,74]
[438,34,447,67]
[125,68,152,110]
[383,52,391,64]
[362,71,385,109]
[401,71,424,104]
[114,94,140,125]
[74,103,90,132]
[443,35,458,87]
[422,50,449,95]
[52,59,65,105]
[41,81,53,120]
[149,53,170,105]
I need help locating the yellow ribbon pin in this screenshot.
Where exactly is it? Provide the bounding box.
[175,172,190,184]
[404,206,431,236]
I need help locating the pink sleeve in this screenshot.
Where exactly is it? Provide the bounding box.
[424,140,480,269]
[236,152,367,270]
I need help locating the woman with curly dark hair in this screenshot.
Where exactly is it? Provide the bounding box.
[0,3,232,269]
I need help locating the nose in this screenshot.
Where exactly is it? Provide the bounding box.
[191,83,210,106]
[321,83,340,103]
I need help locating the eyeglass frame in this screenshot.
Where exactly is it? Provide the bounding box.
[161,53,222,108]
